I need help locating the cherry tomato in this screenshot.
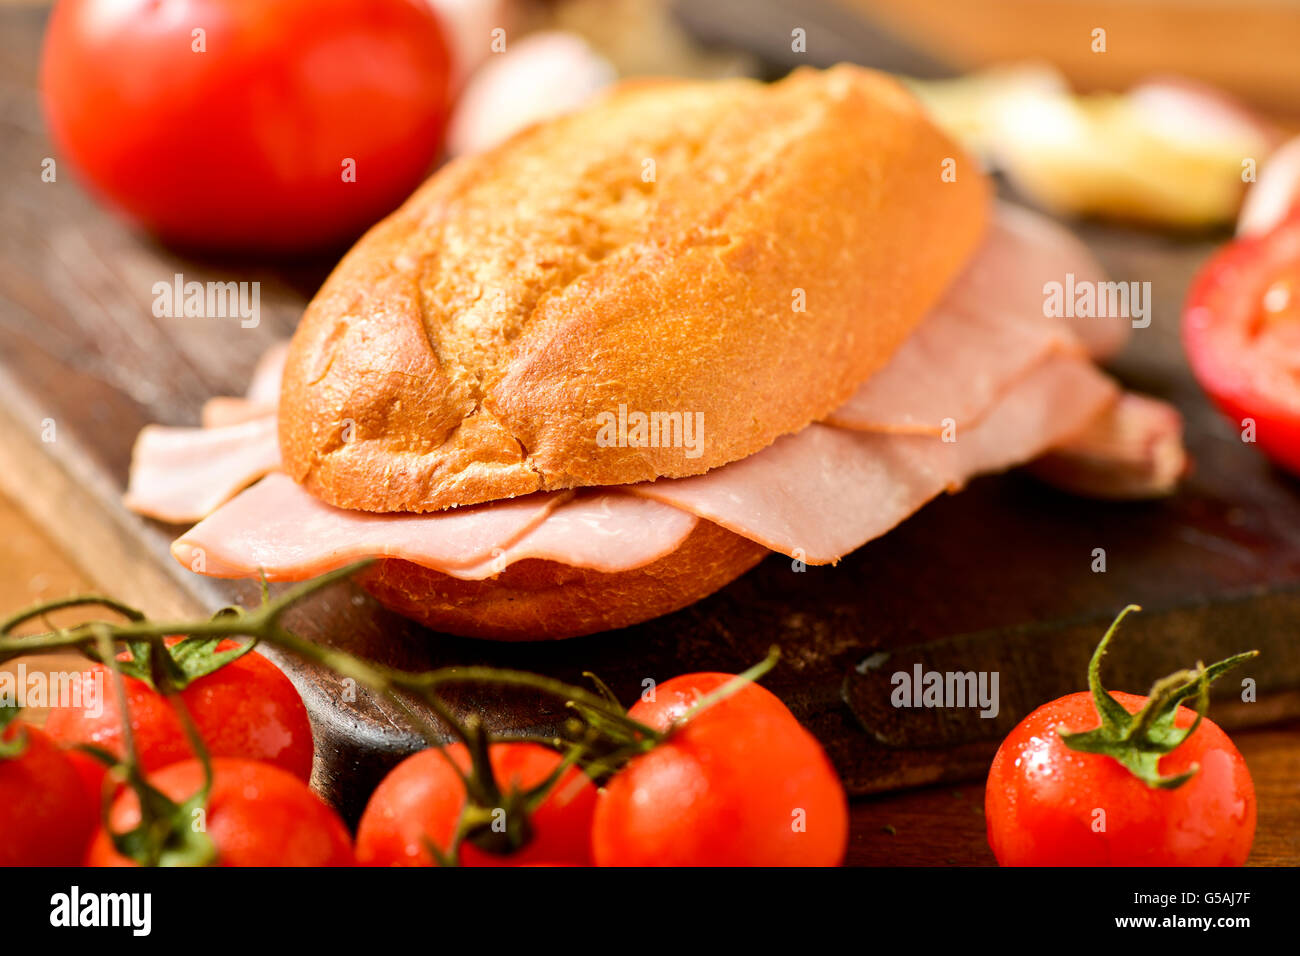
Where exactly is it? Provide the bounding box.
[44,647,314,799]
[629,671,801,727]
[1183,212,1300,475]
[0,721,98,866]
[41,0,452,252]
[86,757,353,866]
[986,690,1256,866]
[356,742,597,866]
[591,674,848,866]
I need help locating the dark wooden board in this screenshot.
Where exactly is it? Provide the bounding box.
[3,5,1299,832]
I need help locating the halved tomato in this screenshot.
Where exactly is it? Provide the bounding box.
[1183,213,1300,475]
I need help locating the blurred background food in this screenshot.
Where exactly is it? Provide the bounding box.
[25,0,1300,250]
[40,0,456,254]
[907,68,1279,228]
[840,0,1300,115]
[563,0,1298,230]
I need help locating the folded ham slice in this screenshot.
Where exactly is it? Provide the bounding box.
[124,416,281,524]
[827,205,1122,432]
[989,202,1131,361]
[201,397,276,429]
[128,342,289,522]
[1029,392,1187,499]
[201,341,288,426]
[443,492,699,580]
[168,353,1119,579]
[634,354,1117,563]
[172,473,572,579]
[245,341,290,407]
[173,476,696,581]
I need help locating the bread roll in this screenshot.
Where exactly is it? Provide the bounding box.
[359,519,769,640]
[280,65,989,513]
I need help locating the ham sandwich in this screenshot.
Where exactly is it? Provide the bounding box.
[121,67,1186,639]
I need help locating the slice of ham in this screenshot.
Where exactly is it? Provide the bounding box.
[245,341,290,407]
[1029,392,1187,499]
[828,204,1121,433]
[166,358,1165,582]
[443,492,699,580]
[171,475,694,581]
[991,203,1131,360]
[132,342,289,517]
[632,355,1118,563]
[201,397,275,429]
[828,217,1081,433]
[124,416,282,524]
[171,473,573,580]
[200,341,287,426]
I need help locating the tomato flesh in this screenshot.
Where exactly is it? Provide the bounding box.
[1183,214,1300,475]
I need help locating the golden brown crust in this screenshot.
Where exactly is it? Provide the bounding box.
[281,65,989,513]
[358,519,770,640]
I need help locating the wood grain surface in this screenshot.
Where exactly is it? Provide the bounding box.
[2,4,1297,865]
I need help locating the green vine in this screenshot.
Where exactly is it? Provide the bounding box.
[0,561,777,864]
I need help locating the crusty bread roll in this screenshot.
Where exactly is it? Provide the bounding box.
[359,519,770,640]
[280,65,989,514]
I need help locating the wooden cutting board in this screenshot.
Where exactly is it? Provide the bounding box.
[3,6,1299,825]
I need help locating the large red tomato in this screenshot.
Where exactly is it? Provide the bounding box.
[986,690,1256,866]
[356,742,597,866]
[41,0,452,252]
[592,673,848,866]
[86,757,354,866]
[44,647,314,799]
[0,721,98,866]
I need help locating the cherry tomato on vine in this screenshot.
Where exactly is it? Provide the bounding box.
[986,608,1256,867]
[630,671,799,728]
[356,741,597,867]
[44,645,314,800]
[591,673,848,867]
[0,720,98,866]
[41,0,452,253]
[986,690,1255,866]
[86,757,354,866]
